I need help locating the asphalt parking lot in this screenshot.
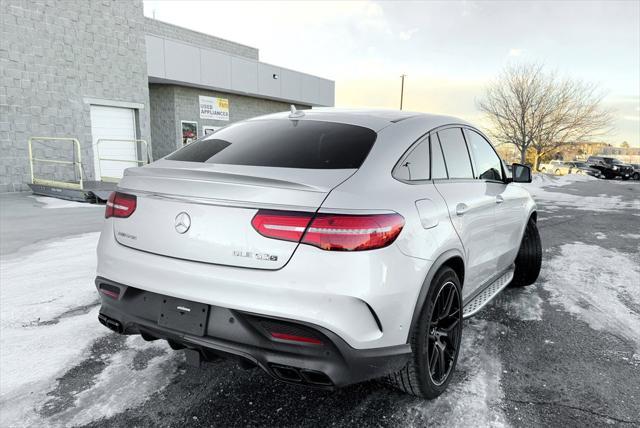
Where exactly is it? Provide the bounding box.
[1,176,639,427]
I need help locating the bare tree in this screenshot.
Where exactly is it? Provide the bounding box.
[478,63,614,169]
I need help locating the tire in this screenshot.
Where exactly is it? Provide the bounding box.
[510,220,542,287]
[633,172,640,181]
[554,169,561,175]
[540,167,546,173]
[385,267,463,398]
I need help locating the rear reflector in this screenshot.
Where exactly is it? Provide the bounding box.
[105,192,137,219]
[270,332,323,345]
[98,283,120,299]
[251,210,404,251]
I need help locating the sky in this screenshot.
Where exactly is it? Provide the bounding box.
[143,0,640,147]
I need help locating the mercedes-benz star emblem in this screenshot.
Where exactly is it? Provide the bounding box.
[174,212,191,234]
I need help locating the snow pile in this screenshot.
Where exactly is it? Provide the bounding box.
[542,242,640,352]
[48,337,180,427]
[0,233,179,427]
[398,320,507,427]
[32,196,102,209]
[523,174,640,212]
[529,173,597,188]
[497,284,544,321]
[0,234,104,393]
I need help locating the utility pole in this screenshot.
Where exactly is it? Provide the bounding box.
[400,74,407,110]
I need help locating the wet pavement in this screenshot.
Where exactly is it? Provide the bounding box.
[1,178,639,427]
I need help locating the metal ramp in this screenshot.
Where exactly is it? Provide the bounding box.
[28,180,117,203]
[27,137,150,203]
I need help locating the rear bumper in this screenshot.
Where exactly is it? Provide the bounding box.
[96,277,411,388]
[97,219,433,349]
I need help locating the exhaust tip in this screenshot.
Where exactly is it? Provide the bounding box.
[300,369,333,386]
[269,364,333,386]
[98,314,123,334]
[271,365,303,383]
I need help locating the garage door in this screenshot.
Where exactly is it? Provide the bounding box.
[90,105,137,181]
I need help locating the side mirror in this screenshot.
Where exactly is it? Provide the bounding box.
[511,163,532,183]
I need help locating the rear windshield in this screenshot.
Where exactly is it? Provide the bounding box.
[166,120,377,169]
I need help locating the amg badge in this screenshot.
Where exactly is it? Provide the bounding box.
[233,250,278,262]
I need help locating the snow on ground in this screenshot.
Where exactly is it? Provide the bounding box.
[529,173,597,188]
[525,174,640,212]
[0,233,179,427]
[32,196,103,209]
[523,174,640,213]
[397,320,507,427]
[48,337,180,427]
[0,234,103,394]
[542,242,640,353]
[496,284,544,321]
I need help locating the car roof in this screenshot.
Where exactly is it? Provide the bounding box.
[247,107,472,132]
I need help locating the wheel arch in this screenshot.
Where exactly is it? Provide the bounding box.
[407,249,465,342]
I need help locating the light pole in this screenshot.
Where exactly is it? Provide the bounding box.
[400,74,407,110]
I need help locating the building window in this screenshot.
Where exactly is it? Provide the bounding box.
[181,121,198,146]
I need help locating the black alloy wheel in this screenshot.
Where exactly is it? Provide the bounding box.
[385,267,463,398]
[426,280,462,386]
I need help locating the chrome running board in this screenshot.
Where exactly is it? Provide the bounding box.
[462,268,514,319]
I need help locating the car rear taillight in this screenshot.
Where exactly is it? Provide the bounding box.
[251,210,314,242]
[251,210,404,251]
[302,213,405,251]
[105,192,137,219]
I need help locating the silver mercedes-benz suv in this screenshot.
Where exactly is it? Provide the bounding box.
[96,108,541,398]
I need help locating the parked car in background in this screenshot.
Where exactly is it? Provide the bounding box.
[96,109,541,399]
[586,156,634,180]
[630,164,640,180]
[564,161,602,178]
[539,160,572,175]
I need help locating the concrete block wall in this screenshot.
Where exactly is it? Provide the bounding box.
[148,83,176,159]
[144,18,258,61]
[0,0,151,192]
[149,84,309,159]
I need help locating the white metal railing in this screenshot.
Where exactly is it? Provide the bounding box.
[96,138,151,182]
[28,137,83,190]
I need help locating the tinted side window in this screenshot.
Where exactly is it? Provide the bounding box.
[465,129,503,181]
[430,135,448,179]
[437,128,474,179]
[394,139,430,181]
[166,120,377,169]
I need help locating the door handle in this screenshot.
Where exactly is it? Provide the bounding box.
[496,195,504,204]
[455,203,469,216]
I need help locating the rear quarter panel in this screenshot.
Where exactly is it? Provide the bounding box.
[320,121,464,263]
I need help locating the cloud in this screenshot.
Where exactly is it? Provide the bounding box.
[143,0,639,147]
[399,28,419,40]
